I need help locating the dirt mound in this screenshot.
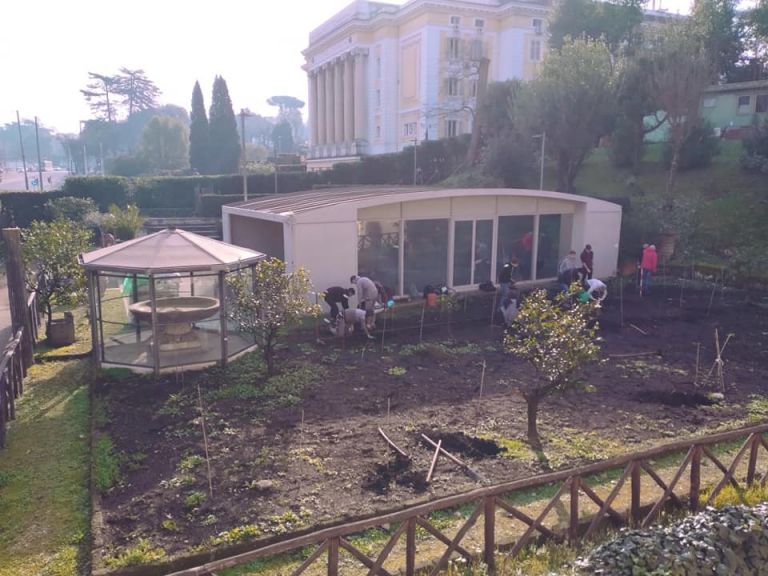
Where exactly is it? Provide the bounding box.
[417,430,501,458]
[636,389,714,407]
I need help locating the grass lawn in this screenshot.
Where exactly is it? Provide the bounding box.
[0,359,93,576]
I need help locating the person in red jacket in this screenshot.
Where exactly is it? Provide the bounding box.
[640,244,658,296]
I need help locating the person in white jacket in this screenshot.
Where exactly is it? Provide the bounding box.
[350,275,379,329]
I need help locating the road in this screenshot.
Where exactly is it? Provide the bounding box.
[0,169,70,191]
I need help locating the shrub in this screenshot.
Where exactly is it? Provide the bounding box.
[93,434,121,492]
[44,196,97,222]
[663,121,720,170]
[106,204,144,240]
[60,176,131,210]
[105,539,166,568]
[579,504,768,575]
[741,120,768,175]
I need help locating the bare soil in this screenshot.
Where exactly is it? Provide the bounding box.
[94,286,768,560]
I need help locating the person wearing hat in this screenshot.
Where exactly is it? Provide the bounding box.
[640,244,658,296]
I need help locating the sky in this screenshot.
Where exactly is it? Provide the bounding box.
[1,0,699,135]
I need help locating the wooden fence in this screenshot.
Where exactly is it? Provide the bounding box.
[0,291,39,448]
[165,423,768,576]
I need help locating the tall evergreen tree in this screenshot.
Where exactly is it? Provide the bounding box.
[208,76,240,174]
[189,81,209,174]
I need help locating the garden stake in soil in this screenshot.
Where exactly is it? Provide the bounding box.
[475,359,487,433]
[419,300,426,343]
[426,440,442,483]
[378,427,409,459]
[630,323,648,336]
[196,378,214,499]
[694,342,701,387]
[707,280,717,316]
[421,433,483,482]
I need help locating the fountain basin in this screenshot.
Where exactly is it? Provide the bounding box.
[129,297,221,351]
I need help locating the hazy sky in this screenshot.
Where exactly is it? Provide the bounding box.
[2,0,697,135]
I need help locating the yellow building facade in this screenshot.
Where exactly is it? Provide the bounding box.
[303,0,551,170]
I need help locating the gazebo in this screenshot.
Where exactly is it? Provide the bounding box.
[80,228,265,374]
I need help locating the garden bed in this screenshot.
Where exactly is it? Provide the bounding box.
[91,287,768,568]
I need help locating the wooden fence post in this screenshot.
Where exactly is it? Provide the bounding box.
[569,476,580,542]
[746,434,760,486]
[630,462,641,526]
[327,537,339,576]
[406,518,416,576]
[483,495,496,573]
[2,228,34,369]
[690,446,701,512]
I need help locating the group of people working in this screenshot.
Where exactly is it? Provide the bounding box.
[556,245,606,301]
[322,275,391,339]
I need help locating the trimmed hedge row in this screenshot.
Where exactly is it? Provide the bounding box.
[0,137,471,226]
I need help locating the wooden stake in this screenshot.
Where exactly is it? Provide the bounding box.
[694,343,701,387]
[426,440,442,483]
[196,379,214,499]
[608,351,661,359]
[490,290,498,328]
[629,323,648,336]
[706,280,717,316]
[619,274,624,328]
[380,309,387,353]
[421,433,483,481]
[386,397,391,427]
[475,359,487,433]
[378,427,409,458]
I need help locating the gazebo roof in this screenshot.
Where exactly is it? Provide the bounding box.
[79,228,265,274]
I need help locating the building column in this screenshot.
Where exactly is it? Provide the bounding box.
[344,54,354,144]
[325,64,335,146]
[354,49,368,142]
[334,60,344,145]
[317,68,326,146]
[308,72,318,148]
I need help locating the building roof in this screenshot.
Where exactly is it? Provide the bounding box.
[704,80,768,94]
[79,228,265,274]
[225,185,621,218]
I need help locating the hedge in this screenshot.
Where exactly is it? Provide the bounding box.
[0,136,471,226]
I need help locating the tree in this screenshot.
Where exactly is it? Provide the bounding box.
[81,72,120,122]
[22,220,92,336]
[140,116,189,172]
[189,81,209,174]
[271,121,294,154]
[227,258,319,375]
[647,26,715,197]
[689,0,744,82]
[526,37,618,193]
[115,68,161,117]
[504,288,600,444]
[208,76,240,174]
[267,95,306,144]
[549,0,644,55]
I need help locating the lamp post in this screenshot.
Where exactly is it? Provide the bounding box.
[533,131,546,191]
[79,120,89,175]
[15,111,29,190]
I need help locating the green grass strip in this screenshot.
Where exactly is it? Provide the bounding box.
[0,359,92,576]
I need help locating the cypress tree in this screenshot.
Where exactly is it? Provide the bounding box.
[189,81,209,174]
[208,76,241,174]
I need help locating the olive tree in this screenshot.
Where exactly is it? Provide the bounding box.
[227,258,319,375]
[22,220,93,335]
[504,288,601,444]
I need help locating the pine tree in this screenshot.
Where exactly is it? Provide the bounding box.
[208,76,240,174]
[189,81,209,174]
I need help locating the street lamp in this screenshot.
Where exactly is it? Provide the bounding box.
[533,131,546,191]
[79,121,89,175]
[239,108,253,200]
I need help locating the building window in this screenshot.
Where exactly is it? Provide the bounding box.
[453,219,493,286]
[376,56,381,78]
[470,79,478,98]
[450,15,460,26]
[404,219,449,297]
[376,125,381,138]
[530,39,542,61]
[737,95,751,113]
[446,77,460,96]
[446,119,458,137]
[403,122,416,137]
[533,18,543,35]
[475,18,485,29]
[470,38,484,59]
[757,94,768,113]
[448,37,460,59]
[702,96,717,108]
[358,220,400,294]
[376,89,381,107]
[497,215,534,282]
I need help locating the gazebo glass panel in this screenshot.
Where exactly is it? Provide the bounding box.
[404,219,449,297]
[100,273,153,367]
[226,267,258,357]
[497,215,534,281]
[537,214,562,279]
[156,273,223,369]
[357,220,400,294]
